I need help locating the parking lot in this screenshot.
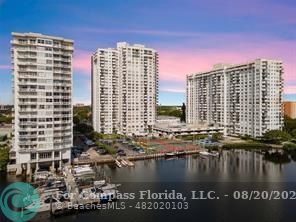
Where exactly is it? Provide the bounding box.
[72,135,201,164]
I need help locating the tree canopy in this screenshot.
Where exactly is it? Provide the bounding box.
[157,106,182,118]
[284,116,296,134]
[0,114,13,124]
[74,123,93,135]
[0,147,9,171]
[263,130,292,144]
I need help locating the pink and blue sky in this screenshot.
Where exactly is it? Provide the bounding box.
[0,0,295,105]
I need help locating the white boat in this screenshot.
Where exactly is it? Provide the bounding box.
[81,186,118,203]
[115,160,122,168]
[72,165,96,178]
[125,160,135,167]
[99,189,117,202]
[33,171,53,181]
[165,152,176,157]
[208,151,219,157]
[176,150,186,156]
[99,183,119,191]
[94,180,106,186]
[26,193,65,213]
[120,159,127,166]
[200,151,219,157]
[199,151,210,156]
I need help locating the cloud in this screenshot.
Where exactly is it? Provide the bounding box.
[71,33,295,97]
[284,85,296,95]
[157,38,296,86]
[0,65,10,70]
[160,88,186,93]
[73,51,91,74]
[75,27,208,38]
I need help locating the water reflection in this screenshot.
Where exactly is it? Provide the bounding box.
[1,150,296,222]
[185,150,286,182]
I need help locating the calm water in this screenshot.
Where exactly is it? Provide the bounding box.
[1,150,296,222]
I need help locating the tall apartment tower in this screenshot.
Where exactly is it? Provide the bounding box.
[92,42,158,136]
[187,59,283,138]
[11,32,73,172]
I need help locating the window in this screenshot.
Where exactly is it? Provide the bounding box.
[31,153,36,160]
[45,40,52,45]
[38,39,45,44]
[39,152,52,159]
[54,151,59,158]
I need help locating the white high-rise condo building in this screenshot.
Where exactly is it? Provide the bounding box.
[187,59,283,138]
[11,32,73,173]
[92,42,158,136]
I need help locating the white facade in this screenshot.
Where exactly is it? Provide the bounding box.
[11,32,73,170]
[187,59,283,138]
[92,42,158,135]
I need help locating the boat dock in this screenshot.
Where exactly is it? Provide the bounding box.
[29,165,119,219]
[73,149,201,166]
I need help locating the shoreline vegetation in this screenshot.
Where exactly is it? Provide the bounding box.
[222,142,271,150]
[0,147,9,171]
[0,132,10,171]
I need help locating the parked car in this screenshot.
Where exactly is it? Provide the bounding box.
[117,149,126,156]
[132,147,139,151]
[97,149,107,155]
[138,149,145,154]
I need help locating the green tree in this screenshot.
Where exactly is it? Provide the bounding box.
[90,131,104,140]
[74,123,93,135]
[240,134,252,140]
[291,129,296,139]
[73,106,91,123]
[263,130,292,144]
[0,148,9,171]
[284,116,296,133]
[212,133,223,142]
[157,106,182,117]
[181,103,186,122]
[0,114,13,124]
[0,135,7,142]
[73,115,81,125]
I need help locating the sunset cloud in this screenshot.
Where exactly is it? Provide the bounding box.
[160,88,186,93]
[73,51,91,74]
[0,65,10,70]
[1,0,295,104]
[158,38,296,86]
[284,85,296,95]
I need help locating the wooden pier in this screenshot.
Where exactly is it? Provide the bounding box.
[73,149,201,166]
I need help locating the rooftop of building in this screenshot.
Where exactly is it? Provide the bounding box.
[93,42,157,54]
[187,58,283,78]
[284,101,296,104]
[11,32,74,43]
